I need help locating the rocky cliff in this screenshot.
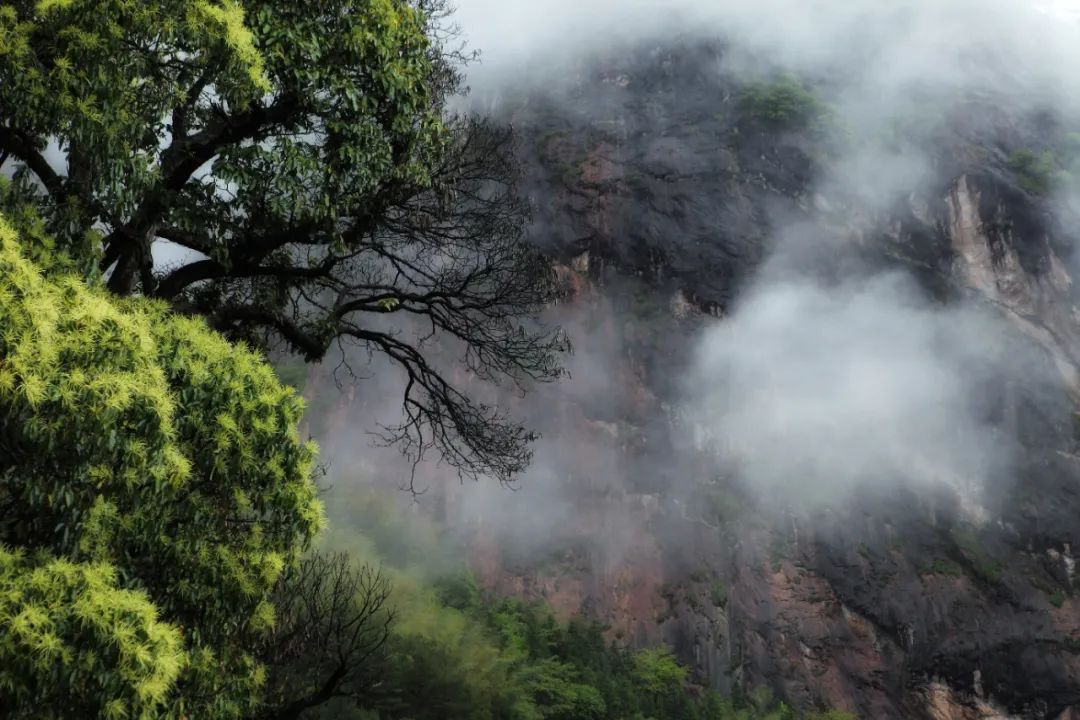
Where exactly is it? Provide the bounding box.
[471,41,1080,720]
[318,39,1080,720]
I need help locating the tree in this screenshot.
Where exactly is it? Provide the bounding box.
[632,647,689,696]
[0,0,568,485]
[521,658,607,720]
[257,552,394,720]
[0,550,184,719]
[0,212,322,718]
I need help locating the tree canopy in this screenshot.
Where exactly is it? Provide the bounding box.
[255,487,857,720]
[0,211,322,718]
[0,0,567,485]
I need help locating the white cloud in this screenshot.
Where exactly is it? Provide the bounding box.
[685,272,1018,513]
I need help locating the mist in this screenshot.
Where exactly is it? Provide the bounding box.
[315,0,1080,601]
[455,0,1080,101]
[683,265,1024,515]
[456,0,1075,491]
[315,293,668,573]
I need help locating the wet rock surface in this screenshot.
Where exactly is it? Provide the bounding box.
[478,41,1080,719]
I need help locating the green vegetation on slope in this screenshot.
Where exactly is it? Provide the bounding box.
[1007,132,1080,196]
[737,76,836,136]
[285,487,854,720]
[1008,149,1066,195]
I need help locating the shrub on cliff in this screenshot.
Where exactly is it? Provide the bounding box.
[737,76,835,136]
[1008,148,1072,195]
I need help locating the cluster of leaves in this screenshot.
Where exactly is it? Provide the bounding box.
[0,0,562,713]
[0,213,322,718]
[1007,149,1068,196]
[0,0,432,280]
[1005,132,1080,197]
[948,526,1003,586]
[736,76,836,137]
[0,549,184,719]
[0,0,269,275]
[924,559,965,578]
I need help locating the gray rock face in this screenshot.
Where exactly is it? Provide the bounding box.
[492,40,1080,719]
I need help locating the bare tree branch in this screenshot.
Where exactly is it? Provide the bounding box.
[173,117,569,484]
[255,552,395,720]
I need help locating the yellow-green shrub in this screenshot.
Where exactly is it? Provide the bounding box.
[0,213,322,717]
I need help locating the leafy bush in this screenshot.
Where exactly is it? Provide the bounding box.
[712,581,729,608]
[1008,149,1065,195]
[949,527,1003,585]
[926,559,965,578]
[737,77,835,135]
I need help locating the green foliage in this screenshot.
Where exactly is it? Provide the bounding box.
[711,581,729,608]
[2,0,569,488]
[1048,591,1067,609]
[308,487,850,720]
[0,548,184,719]
[949,527,1003,585]
[1007,149,1067,195]
[521,658,607,719]
[0,0,275,274]
[702,485,746,526]
[0,0,439,290]
[737,76,834,135]
[633,647,689,695]
[471,598,713,720]
[925,559,965,578]
[917,528,1004,586]
[769,536,787,573]
[0,175,100,281]
[0,214,322,717]
[268,352,310,394]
